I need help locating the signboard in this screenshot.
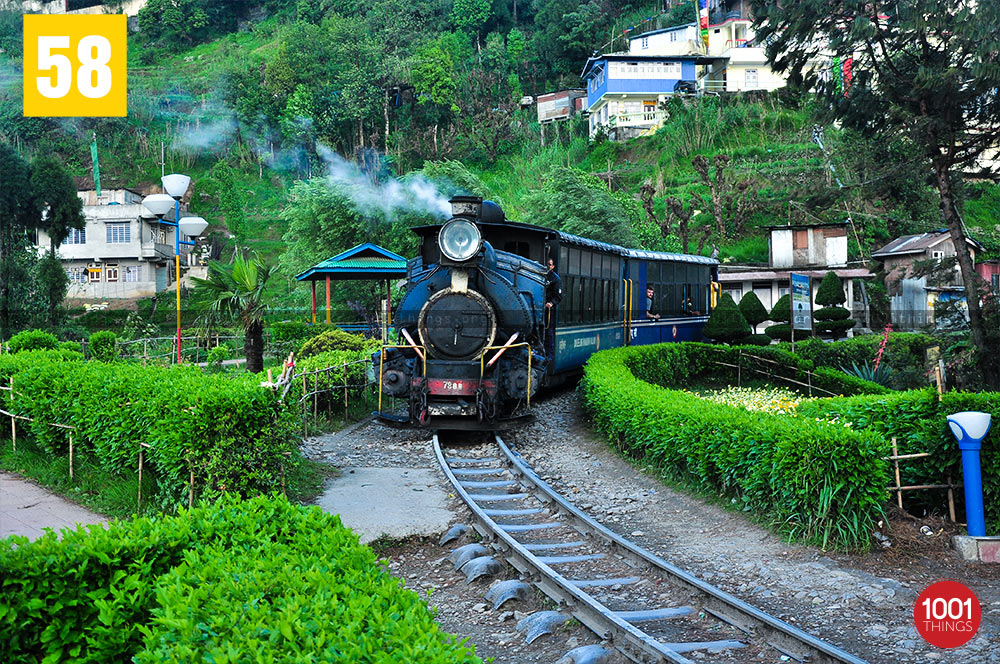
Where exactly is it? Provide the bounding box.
[791,273,812,331]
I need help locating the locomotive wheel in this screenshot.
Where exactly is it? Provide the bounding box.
[417,288,497,360]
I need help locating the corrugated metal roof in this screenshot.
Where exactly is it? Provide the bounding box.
[295,242,408,281]
[313,256,403,269]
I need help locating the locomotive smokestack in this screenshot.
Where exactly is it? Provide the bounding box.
[450,196,482,219]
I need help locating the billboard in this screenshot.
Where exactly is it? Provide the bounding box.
[791,273,812,331]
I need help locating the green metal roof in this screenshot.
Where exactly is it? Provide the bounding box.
[295,243,408,282]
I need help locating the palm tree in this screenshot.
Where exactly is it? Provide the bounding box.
[192,252,273,374]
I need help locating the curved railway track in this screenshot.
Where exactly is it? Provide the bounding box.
[434,433,869,664]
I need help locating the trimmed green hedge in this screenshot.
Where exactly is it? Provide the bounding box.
[7,330,58,353]
[1,352,296,504]
[776,333,935,389]
[797,390,1000,533]
[1,495,481,664]
[582,343,890,550]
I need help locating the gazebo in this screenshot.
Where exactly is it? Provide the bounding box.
[294,243,408,333]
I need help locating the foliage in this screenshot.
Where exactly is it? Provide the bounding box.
[0,143,41,340]
[7,330,58,354]
[739,333,772,347]
[522,167,638,246]
[779,333,934,390]
[753,0,1000,386]
[738,291,769,334]
[581,343,890,550]
[0,495,482,664]
[796,390,1000,533]
[815,271,846,306]
[206,344,230,370]
[192,252,275,374]
[0,353,297,506]
[88,331,118,362]
[765,294,791,340]
[30,154,85,251]
[840,360,893,387]
[268,321,334,358]
[298,327,371,358]
[702,293,751,345]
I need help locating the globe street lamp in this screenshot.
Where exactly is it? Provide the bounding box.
[142,175,207,363]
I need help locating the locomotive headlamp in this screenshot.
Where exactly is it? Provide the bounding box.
[439,219,482,262]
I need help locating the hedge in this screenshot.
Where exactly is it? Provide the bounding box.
[0,353,297,504]
[0,495,481,664]
[775,333,935,389]
[268,321,336,358]
[7,329,58,353]
[581,343,890,550]
[796,390,1000,533]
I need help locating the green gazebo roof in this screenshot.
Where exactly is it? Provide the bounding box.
[295,243,408,281]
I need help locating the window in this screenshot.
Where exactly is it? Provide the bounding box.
[107,222,130,243]
[664,61,682,77]
[67,267,87,284]
[124,265,142,282]
[745,68,758,89]
[993,274,999,292]
[670,31,678,42]
[106,264,119,282]
[66,228,86,244]
[931,250,945,260]
[793,229,808,250]
[641,37,649,49]
[88,264,102,283]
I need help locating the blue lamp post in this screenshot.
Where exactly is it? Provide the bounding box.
[947,411,992,537]
[142,176,207,364]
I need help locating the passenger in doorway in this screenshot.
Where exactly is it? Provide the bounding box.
[544,258,562,357]
[683,297,701,316]
[646,286,660,320]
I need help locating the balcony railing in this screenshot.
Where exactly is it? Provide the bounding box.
[608,110,668,127]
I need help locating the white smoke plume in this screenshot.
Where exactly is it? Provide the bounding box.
[317,143,451,219]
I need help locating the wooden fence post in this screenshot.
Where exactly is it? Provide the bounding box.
[188,457,194,510]
[302,372,308,437]
[69,432,73,480]
[9,377,15,452]
[137,442,151,511]
[891,437,903,509]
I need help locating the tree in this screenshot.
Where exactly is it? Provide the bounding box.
[813,270,855,340]
[451,0,492,48]
[192,252,274,374]
[738,291,769,334]
[0,143,41,339]
[765,293,792,342]
[702,293,751,345]
[523,167,638,246]
[752,0,1000,385]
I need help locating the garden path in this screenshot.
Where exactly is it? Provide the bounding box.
[0,471,108,540]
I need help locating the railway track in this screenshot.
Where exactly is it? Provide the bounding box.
[434,433,869,664]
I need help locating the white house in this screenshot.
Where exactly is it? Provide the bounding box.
[35,189,197,299]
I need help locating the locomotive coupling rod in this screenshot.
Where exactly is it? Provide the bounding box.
[400,328,426,361]
[486,332,519,368]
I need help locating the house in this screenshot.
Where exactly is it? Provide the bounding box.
[978,260,1000,294]
[34,188,197,299]
[581,53,712,140]
[717,221,871,326]
[872,231,983,329]
[535,89,587,124]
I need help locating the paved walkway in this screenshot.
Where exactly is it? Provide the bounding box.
[0,472,109,541]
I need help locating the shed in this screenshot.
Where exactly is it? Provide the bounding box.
[294,243,408,330]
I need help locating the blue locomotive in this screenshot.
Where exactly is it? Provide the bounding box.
[375,196,719,429]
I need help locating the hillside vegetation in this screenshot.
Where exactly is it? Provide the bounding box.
[1,0,998,309]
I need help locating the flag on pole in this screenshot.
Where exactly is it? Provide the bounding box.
[698,0,710,48]
[90,132,101,196]
[832,56,843,95]
[842,57,853,95]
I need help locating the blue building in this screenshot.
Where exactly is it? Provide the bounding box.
[580,53,712,140]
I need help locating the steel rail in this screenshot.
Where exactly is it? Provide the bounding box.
[493,434,869,664]
[434,434,695,664]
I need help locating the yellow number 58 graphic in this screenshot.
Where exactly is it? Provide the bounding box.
[23,15,126,117]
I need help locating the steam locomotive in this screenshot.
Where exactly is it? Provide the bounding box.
[375,197,718,429]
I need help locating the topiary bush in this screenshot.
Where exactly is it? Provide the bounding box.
[59,340,81,353]
[702,293,751,345]
[765,294,792,341]
[298,327,372,359]
[88,331,118,362]
[7,330,58,354]
[738,291,769,333]
[814,271,855,340]
[739,333,772,346]
[581,343,890,550]
[0,495,482,664]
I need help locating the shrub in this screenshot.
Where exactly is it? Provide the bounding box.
[739,333,772,347]
[777,333,934,389]
[765,323,792,341]
[765,294,793,340]
[88,331,118,362]
[206,344,230,370]
[0,495,481,664]
[814,271,855,340]
[581,343,889,550]
[298,327,370,359]
[738,291,769,333]
[796,390,1000,533]
[59,340,81,353]
[702,293,751,345]
[7,330,58,353]
[268,321,334,358]
[2,360,297,504]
